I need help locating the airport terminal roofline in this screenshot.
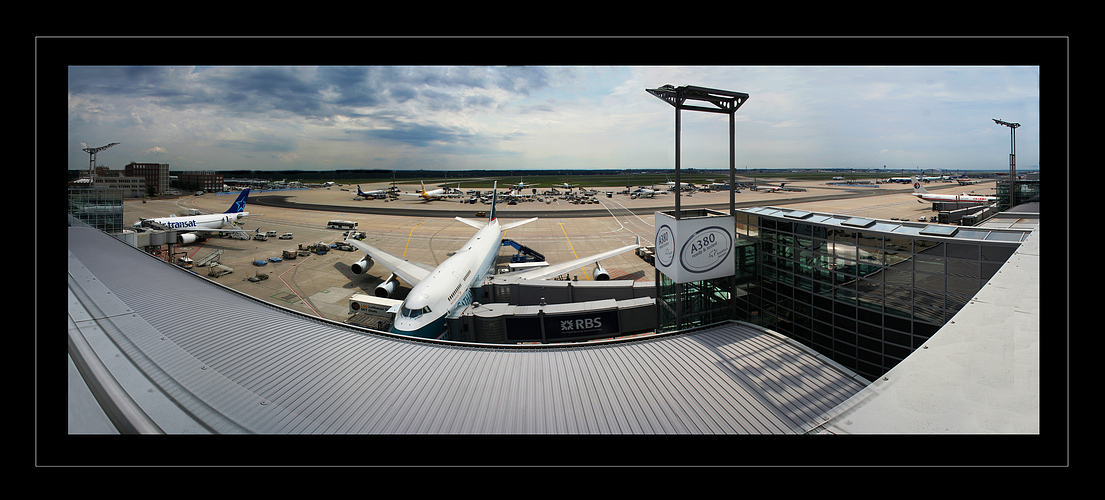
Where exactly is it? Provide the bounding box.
[816,223,1041,434]
[741,205,1035,243]
[67,222,869,436]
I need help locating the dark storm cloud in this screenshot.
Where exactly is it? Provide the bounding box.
[362,121,473,147]
[69,65,555,124]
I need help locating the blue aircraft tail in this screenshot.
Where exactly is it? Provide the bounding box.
[224,189,250,213]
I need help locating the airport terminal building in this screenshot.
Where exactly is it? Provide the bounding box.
[727,205,1037,382]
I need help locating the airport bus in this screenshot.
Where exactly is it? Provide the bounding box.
[327,220,359,230]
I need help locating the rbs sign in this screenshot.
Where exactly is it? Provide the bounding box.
[654,210,735,283]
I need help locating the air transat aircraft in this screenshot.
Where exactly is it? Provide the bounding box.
[911,176,997,204]
[132,189,252,244]
[344,183,638,340]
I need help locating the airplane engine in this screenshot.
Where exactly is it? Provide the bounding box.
[351,256,374,275]
[375,275,398,298]
[177,233,199,245]
[592,263,610,281]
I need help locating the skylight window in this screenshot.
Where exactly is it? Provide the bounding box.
[920,225,959,237]
[841,217,875,228]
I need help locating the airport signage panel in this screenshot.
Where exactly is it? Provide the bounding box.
[654,211,735,283]
[543,310,620,341]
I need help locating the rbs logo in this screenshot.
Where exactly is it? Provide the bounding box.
[560,317,602,331]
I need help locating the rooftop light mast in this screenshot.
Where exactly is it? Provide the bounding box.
[992,119,1020,209]
[82,142,120,184]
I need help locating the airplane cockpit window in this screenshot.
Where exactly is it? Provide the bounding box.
[400,306,432,319]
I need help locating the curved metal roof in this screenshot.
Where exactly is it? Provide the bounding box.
[68,225,869,434]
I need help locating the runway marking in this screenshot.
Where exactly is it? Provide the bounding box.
[558,222,591,280]
[403,220,429,258]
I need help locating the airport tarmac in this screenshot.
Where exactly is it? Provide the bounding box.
[122,177,996,324]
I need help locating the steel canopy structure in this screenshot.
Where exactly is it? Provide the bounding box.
[645,85,749,218]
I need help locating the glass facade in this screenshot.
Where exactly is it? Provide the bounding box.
[68,188,125,233]
[730,207,1029,382]
[657,273,734,332]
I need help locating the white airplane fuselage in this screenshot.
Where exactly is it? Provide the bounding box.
[140,212,249,231]
[911,177,995,204]
[391,219,502,338]
[133,189,251,244]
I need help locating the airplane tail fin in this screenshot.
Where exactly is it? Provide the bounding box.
[490,182,498,221]
[912,177,930,194]
[224,188,250,213]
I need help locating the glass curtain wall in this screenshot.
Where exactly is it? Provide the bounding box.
[68,188,124,233]
[732,209,1020,382]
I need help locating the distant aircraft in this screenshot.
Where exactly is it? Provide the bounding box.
[911,176,996,204]
[511,178,538,190]
[402,180,460,201]
[132,189,252,244]
[344,183,638,339]
[554,181,578,190]
[630,184,668,199]
[355,185,390,199]
[754,183,788,193]
[957,178,981,186]
[665,175,695,190]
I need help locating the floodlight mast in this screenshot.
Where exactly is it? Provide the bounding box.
[992,119,1019,208]
[81,142,120,184]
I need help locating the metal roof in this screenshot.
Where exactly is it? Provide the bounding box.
[68,225,869,434]
[742,206,1034,243]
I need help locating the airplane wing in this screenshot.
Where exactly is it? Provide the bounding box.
[344,238,432,286]
[511,243,639,281]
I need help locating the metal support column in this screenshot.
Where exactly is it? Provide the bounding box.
[646,85,749,332]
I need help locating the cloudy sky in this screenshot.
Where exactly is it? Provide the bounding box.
[67,63,1041,174]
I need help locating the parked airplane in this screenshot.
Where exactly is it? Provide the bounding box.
[754,183,788,193]
[344,183,638,339]
[403,180,460,201]
[957,178,981,186]
[630,184,668,198]
[132,189,252,244]
[911,176,996,204]
[355,185,391,199]
[665,175,695,190]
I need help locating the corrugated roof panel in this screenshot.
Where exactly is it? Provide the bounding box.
[69,226,868,434]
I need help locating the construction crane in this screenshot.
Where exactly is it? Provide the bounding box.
[81,142,120,183]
